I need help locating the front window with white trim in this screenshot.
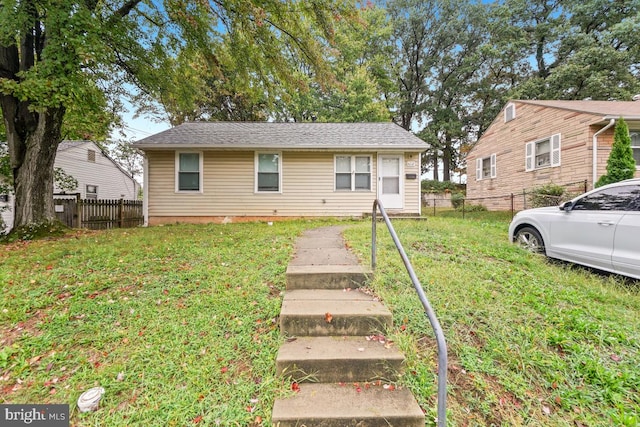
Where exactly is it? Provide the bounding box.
[631,131,640,169]
[176,152,203,192]
[475,154,496,180]
[335,155,371,191]
[526,134,561,171]
[255,152,281,192]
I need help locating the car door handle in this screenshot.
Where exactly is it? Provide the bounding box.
[597,221,615,226]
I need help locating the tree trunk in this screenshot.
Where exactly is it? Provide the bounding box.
[10,107,65,228]
[443,134,452,182]
[432,152,439,181]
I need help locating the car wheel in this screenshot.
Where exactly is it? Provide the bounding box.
[514,226,545,254]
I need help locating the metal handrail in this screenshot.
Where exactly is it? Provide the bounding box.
[372,199,447,426]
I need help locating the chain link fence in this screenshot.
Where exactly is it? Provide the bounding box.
[422,180,588,218]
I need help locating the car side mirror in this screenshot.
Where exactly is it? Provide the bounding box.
[559,201,573,211]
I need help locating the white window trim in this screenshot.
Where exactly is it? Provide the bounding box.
[525,134,561,171]
[254,152,283,194]
[504,103,516,122]
[475,154,496,180]
[631,131,640,170]
[334,154,373,192]
[86,184,98,200]
[175,151,204,193]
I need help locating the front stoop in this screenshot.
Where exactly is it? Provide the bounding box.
[272,227,424,427]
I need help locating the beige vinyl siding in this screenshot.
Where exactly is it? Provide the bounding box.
[147,150,422,220]
[401,154,421,215]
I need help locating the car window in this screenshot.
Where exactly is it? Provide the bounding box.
[572,185,640,211]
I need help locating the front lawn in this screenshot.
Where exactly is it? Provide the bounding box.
[1,221,335,426]
[1,216,638,426]
[345,217,639,427]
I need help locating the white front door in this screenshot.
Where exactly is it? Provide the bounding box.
[378,155,403,209]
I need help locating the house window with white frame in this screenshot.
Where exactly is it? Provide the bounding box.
[86,185,98,200]
[526,134,561,171]
[475,154,496,180]
[176,152,202,192]
[335,155,371,191]
[256,153,281,192]
[631,131,640,169]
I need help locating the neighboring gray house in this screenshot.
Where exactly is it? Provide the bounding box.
[1,140,140,231]
[54,141,140,199]
[134,122,428,225]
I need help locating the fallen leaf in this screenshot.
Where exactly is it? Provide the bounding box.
[193,415,203,424]
[220,367,228,374]
[291,382,300,392]
[357,347,365,352]
[116,372,125,381]
[254,415,263,424]
[610,354,622,362]
[324,312,333,323]
[542,405,551,415]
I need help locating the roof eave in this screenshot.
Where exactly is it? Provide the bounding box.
[134,144,427,151]
[596,116,640,126]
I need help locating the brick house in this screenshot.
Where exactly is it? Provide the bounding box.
[466,100,640,210]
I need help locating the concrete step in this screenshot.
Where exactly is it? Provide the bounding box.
[286,264,371,290]
[272,383,425,427]
[280,289,392,337]
[276,336,404,383]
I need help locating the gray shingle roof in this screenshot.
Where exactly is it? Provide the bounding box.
[134,122,428,151]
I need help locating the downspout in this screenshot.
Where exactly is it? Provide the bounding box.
[142,153,149,227]
[592,118,615,189]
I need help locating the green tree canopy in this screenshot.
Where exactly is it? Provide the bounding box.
[0,0,355,232]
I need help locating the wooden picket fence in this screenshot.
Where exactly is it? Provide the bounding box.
[54,194,143,230]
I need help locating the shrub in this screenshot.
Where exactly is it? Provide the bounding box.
[451,193,465,209]
[529,183,566,208]
[596,118,636,187]
[421,179,465,194]
[465,204,487,212]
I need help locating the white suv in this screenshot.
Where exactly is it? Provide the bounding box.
[508,178,640,279]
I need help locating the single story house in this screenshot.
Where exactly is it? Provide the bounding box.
[133,122,428,225]
[1,140,140,232]
[466,100,640,210]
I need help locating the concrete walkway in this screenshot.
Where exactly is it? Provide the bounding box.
[272,226,424,427]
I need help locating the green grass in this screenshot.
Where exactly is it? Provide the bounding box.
[344,216,640,427]
[2,216,638,426]
[0,220,338,426]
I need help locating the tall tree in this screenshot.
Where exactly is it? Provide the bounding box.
[497,0,640,100]
[388,0,491,179]
[271,3,393,123]
[0,0,354,232]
